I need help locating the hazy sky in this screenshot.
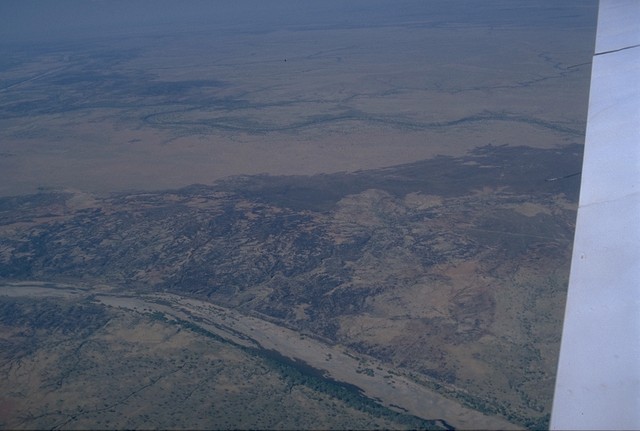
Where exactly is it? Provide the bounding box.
[1,0,596,45]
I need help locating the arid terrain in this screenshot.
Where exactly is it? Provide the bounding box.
[0,1,596,429]
[1,142,581,429]
[1,2,594,197]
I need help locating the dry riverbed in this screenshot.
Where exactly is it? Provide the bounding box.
[1,281,520,430]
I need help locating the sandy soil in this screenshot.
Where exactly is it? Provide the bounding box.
[0,281,520,429]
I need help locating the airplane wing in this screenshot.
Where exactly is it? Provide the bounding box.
[550,0,640,429]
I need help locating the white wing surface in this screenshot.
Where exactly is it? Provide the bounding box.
[550,0,640,429]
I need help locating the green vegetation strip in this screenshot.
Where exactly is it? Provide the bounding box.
[166,313,447,430]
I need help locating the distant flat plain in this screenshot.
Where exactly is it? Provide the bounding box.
[0,1,597,429]
[0,1,594,196]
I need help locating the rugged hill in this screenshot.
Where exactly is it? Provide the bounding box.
[0,143,581,428]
